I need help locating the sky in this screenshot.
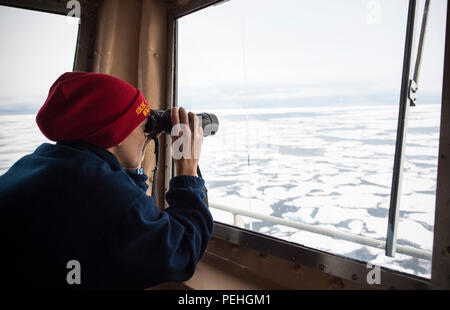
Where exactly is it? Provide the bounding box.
[0,0,447,113]
[177,0,448,109]
[0,5,79,114]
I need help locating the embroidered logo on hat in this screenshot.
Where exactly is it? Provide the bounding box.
[136,100,150,117]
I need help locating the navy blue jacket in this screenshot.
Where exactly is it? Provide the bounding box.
[0,140,213,289]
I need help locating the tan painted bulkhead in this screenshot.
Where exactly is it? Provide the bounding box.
[92,0,168,210]
[90,0,372,290]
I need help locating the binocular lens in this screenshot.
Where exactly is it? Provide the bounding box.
[144,110,219,137]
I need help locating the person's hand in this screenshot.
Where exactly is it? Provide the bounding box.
[170,107,203,177]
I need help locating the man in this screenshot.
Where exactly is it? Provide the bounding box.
[0,72,213,289]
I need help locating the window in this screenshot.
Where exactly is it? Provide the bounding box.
[0,5,80,176]
[177,0,447,278]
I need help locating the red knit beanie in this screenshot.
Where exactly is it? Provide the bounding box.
[36,72,150,149]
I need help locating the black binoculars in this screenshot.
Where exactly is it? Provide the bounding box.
[144,110,219,137]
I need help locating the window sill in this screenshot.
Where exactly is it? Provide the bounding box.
[183,238,369,290]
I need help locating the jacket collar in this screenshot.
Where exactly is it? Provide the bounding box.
[57,140,123,171]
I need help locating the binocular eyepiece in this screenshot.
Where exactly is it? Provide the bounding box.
[144,110,219,137]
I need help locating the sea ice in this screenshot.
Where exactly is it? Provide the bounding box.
[400,193,436,213]
[363,173,392,187]
[283,207,317,224]
[396,219,433,251]
[331,193,382,209]
[314,206,368,225]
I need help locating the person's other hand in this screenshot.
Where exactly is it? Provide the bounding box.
[170,107,203,177]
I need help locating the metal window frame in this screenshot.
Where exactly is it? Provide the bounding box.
[385,0,431,258]
[167,0,450,289]
[0,0,100,73]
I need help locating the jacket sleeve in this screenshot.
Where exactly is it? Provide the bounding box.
[102,175,214,289]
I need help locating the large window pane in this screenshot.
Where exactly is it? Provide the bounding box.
[177,0,446,278]
[0,6,79,175]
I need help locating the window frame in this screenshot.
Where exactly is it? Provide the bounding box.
[0,0,100,72]
[167,0,450,289]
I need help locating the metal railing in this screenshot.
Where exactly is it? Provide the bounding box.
[210,203,432,261]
